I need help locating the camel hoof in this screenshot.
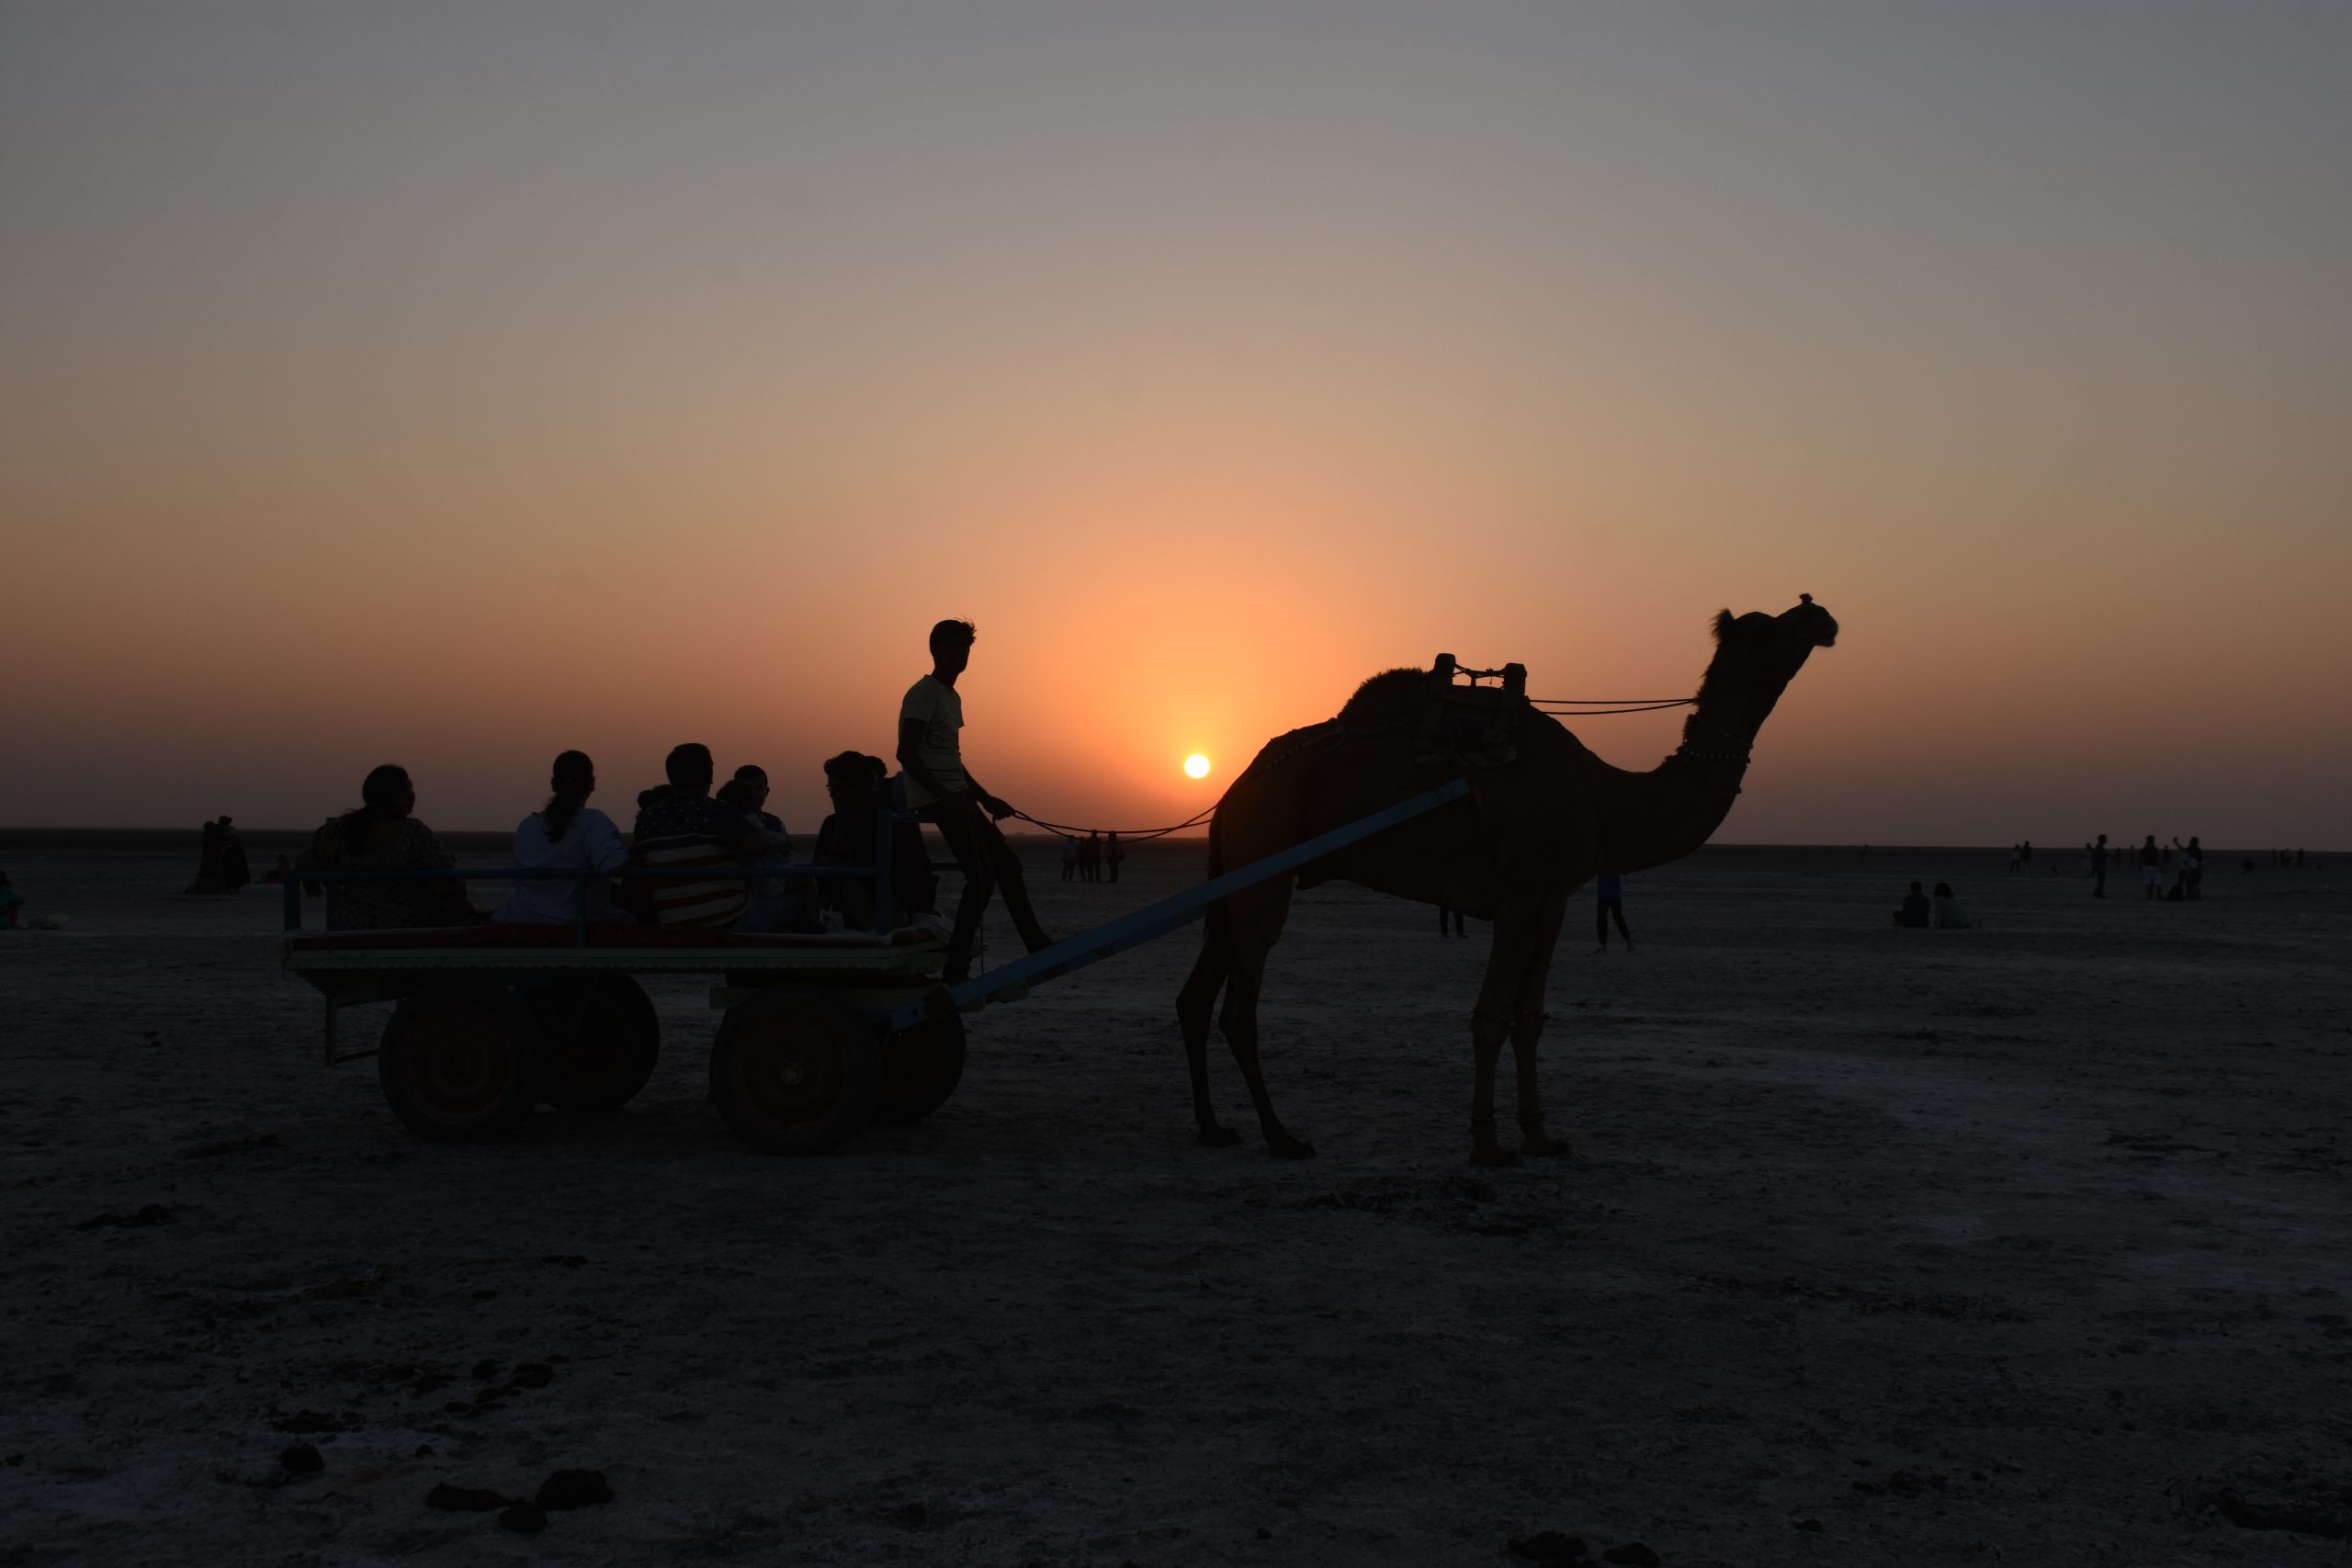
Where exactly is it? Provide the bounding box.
[1470,1145,1519,1168]
[1197,1124,1241,1148]
[1266,1135,1317,1159]
[1521,1134,1573,1159]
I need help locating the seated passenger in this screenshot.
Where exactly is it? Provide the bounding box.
[813,751,938,931]
[495,750,631,925]
[717,776,808,931]
[631,743,769,929]
[299,764,476,930]
[1932,881,1975,930]
[1891,880,1931,929]
[731,763,789,849]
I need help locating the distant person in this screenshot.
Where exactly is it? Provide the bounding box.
[495,750,630,926]
[1083,831,1102,883]
[0,871,22,929]
[299,764,476,930]
[219,817,251,893]
[2019,840,2032,870]
[261,853,292,885]
[2138,834,2162,899]
[812,750,936,931]
[1438,904,1464,937]
[2007,843,2021,874]
[2090,832,2109,898]
[1892,881,1932,929]
[897,618,1052,984]
[2172,836,2204,902]
[185,818,225,895]
[1060,835,1080,882]
[2296,847,2305,869]
[632,743,770,929]
[1104,831,1125,884]
[1595,871,1633,951]
[1932,882,1975,929]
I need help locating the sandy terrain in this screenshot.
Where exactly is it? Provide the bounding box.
[3,840,2348,1566]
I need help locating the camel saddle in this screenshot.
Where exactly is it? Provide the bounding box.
[1415,653,1527,769]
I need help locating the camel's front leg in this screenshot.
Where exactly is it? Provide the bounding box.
[1511,892,1572,1157]
[1469,906,1541,1165]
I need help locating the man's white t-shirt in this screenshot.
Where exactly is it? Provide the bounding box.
[899,673,968,809]
[493,807,629,923]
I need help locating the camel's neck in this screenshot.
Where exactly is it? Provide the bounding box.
[1594,651,1805,874]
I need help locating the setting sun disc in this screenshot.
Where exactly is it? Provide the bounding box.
[1183,753,1211,779]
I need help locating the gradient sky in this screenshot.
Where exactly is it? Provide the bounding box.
[4,2,2347,845]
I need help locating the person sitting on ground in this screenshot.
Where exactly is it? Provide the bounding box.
[1892,880,1932,929]
[495,750,630,925]
[260,853,292,885]
[299,764,477,930]
[717,776,810,931]
[632,743,771,929]
[1932,881,1975,929]
[812,750,937,930]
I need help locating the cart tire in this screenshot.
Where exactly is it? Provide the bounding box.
[378,985,538,1143]
[708,986,881,1154]
[873,1013,967,1123]
[532,976,661,1111]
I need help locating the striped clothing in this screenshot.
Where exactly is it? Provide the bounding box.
[633,791,755,928]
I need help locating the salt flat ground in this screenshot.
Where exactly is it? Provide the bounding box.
[2,842,2347,1567]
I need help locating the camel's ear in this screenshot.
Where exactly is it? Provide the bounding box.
[1712,609,1736,642]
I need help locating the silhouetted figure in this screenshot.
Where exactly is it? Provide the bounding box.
[1893,880,1931,928]
[732,763,788,844]
[497,750,630,925]
[898,619,1051,984]
[1438,905,1465,937]
[1105,831,1125,884]
[632,744,770,929]
[718,775,805,931]
[2007,843,2021,874]
[1932,881,1975,929]
[2138,835,2162,899]
[1083,831,1102,883]
[2019,840,2032,870]
[299,765,475,929]
[261,853,291,885]
[0,870,21,929]
[1061,836,1080,881]
[814,751,936,931]
[2090,832,2108,897]
[185,818,225,894]
[1595,871,1633,951]
[219,817,250,893]
[2296,847,2306,868]
[2172,836,2204,902]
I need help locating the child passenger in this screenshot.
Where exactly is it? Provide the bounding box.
[494,750,631,924]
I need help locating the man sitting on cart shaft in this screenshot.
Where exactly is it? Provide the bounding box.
[899,618,1053,983]
[633,743,772,928]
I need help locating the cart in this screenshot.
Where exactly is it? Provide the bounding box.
[284,778,1469,1153]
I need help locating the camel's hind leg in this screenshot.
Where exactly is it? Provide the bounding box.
[1176,913,1238,1146]
[1509,891,1572,1158]
[1208,877,1310,1158]
[1468,898,1550,1166]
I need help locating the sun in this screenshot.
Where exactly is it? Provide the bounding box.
[1183,753,1211,780]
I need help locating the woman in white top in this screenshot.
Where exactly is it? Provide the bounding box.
[494,750,631,924]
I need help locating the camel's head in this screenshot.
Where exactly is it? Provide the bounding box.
[1694,595,1838,740]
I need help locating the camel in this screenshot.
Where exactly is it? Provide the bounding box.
[1176,594,1839,1165]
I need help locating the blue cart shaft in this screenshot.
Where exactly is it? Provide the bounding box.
[887,776,1469,1030]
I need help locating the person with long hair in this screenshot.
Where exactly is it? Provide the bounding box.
[298,764,475,929]
[495,750,630,925]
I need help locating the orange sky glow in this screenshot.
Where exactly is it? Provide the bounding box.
[2,5,2346,846]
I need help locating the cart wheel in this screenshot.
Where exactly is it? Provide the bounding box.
[378,985,538,1143]
[532,976,661,1111]
[708,986,881,1154]
[873,1013,967,1124]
